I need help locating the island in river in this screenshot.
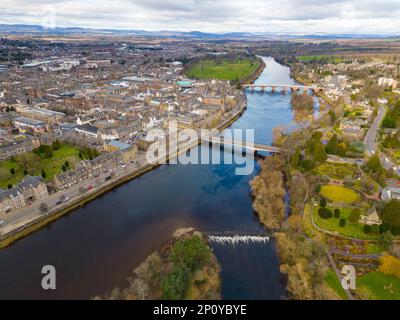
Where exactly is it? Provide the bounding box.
[93,228,221,300]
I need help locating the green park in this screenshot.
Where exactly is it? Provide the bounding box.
[0,141,98,189]
[185,57,261,82]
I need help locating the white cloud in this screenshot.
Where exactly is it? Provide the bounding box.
[0,0,399,34]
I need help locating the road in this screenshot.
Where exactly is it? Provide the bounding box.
[327,155,365,166]
[380,153,400,176]
[0,158,142,236]
[0,106,247,237]
[364,106,386,155]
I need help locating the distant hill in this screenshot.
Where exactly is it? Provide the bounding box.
[0,24,398,39]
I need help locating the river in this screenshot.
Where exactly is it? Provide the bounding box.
[0,57,317,300]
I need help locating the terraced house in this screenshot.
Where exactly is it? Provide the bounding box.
[0,176,49,215]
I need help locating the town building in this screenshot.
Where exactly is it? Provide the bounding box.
[14,117,46,133]
[0,139,39,161]
[378,77,398,90]
[0,176,49,215]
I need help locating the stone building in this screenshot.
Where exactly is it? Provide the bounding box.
[0,176,49,215]
[53,151,124,191]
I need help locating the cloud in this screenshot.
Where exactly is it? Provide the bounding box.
[0,0,399,34]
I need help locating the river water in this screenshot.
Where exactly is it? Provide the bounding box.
[0,57,314,300]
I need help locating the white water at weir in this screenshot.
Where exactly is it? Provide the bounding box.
[208,235,270,245]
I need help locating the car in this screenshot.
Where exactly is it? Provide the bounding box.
[0,220,4,225]
[55,200,62,206]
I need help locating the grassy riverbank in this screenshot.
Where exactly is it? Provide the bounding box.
[93,229,221,300]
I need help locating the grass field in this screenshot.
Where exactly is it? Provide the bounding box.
[320,185,360,204]
[312,206,378,240]
[313,163,358,180]
[356,272,400,300]
[0,144,82,188]
[185,58,261,81]
[297,55,346,64]
[325,269,348,300]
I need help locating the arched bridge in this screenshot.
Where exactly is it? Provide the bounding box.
[243,83,323,93]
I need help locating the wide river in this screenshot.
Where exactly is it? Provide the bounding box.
[0,57,315,299]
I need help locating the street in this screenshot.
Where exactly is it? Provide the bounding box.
[364,106,386,155]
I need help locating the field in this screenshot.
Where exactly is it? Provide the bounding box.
[356,272,400,300]
[0,144,82,188]
[325,269,348,300]
[312,206,378,240]
[185,58,261,81]
[320,185,360,204]
[297,55,346,64]
[313,162,358,180]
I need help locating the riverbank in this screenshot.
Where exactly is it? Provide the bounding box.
[0,100,247,249]
[242,56,266,85]
[93,228,221,300]
[0,56,291,300]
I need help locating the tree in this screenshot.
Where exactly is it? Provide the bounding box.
[334,208,340,218]
[62,165,66,172]
[65,161,69,168]
[365,155,383,174]
[339,219,346,227]
[161,262,190,300]
[313,141,327,162]
[318,207,332,219]
[381,200,400,230]
[52,140,61,151]
[9,168,16,175]
[349,208,361,223]
[328,110,336,124]
[364,225,372,234]
[7,184,12,189]
[300,159,315,172]
[325,134,338,155]
[291,92,314,110]
[23,169,28,176]
[378,254,400,278]
[379,231,395,249]
[44,148,53,159]
[15,152,41,172]
[320,198,327,208]
[291,148,301,168]
[169,236,210,272]
[41,169,46,179]
[286,215,303,234]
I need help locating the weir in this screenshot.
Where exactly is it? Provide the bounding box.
[208,235,270,245]
[207,231,272,245]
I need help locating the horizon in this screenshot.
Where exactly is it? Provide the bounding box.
[0,0,400,35]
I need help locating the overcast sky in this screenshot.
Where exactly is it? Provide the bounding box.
[0,0,399,34]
